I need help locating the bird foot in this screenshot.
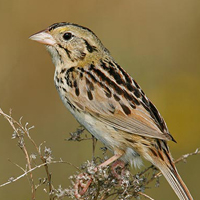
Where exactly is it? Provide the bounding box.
[74,173,93,199]
[111,160,125,180]
[74,154,123,198]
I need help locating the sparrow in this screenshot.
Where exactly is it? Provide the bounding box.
[30,22,193,200]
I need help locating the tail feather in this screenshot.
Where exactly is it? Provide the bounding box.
[147,150,194,200]
[159,163,193,200]
[142,139,194,200]
[131,135,193,199]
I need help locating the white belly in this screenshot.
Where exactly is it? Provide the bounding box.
[71,106,121,150]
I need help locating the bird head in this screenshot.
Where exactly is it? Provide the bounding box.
[30,22,109,66]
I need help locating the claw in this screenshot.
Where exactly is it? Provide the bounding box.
[74,173,93,199]
[111,160,125,180]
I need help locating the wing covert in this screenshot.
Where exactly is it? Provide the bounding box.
[64,62,173,142]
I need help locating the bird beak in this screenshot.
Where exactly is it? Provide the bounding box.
[29,30,56,46]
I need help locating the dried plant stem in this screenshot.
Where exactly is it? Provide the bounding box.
[0,160,72,188]
[0,108,82,200]
[0,108,36,200]
[22,121,53,196]
[175,148,200,164]
[0,108,53,198]
[1,108,199,200]
[138,192,155,200]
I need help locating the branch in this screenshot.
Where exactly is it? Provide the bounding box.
[175,148,200,164]
[0,160,72,188]
[0,108,36,199]
[138,192,155,200]
[1,108,199,200]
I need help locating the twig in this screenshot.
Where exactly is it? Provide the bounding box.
[1,108,199,200]
[138,165,154,177]
[25,125,53,196]
[175,148,200,164]
[138,192,155,200]
[8,159,33,187]
[0,108,81,199]
[0,108,36,200]
[0,160,73,188]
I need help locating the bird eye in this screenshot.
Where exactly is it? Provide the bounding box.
[63,32,73,41]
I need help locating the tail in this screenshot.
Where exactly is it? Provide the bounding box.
[157,161,193,200]
[145,141,193,200]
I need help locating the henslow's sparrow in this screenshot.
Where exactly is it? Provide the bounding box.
[30,23,193,200]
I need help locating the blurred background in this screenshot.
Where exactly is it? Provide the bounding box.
[0,0,200,199]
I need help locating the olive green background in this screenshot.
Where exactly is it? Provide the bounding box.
[0,0,200,199]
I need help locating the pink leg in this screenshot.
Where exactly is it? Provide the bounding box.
[111,160,125,180]
[74,154,123,198]
[98,154,123,169]
[74,173,93,199]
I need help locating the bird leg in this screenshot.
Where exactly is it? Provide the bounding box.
[74,154,123,198]
[97,154,123,168]
[111,160,125,180]
[74,173,93,199]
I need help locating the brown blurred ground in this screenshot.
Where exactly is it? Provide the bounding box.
[0,0,200,199]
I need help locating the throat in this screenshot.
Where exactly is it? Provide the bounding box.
[46,45,64,66]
